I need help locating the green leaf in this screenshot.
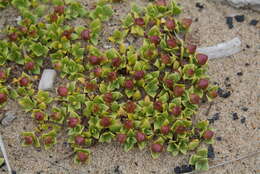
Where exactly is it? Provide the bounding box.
[195,158,209,171]
[99,132,115,143]
[90,19,102,34]
[18,96,36,112]
[0,158,4,166]
[197,148,208,158]
[11,0,30,9]
[30,43,48,57]
[188,139,200,150]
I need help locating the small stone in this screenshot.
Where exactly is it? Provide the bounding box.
[249,19,258,26]
[208,113,220,124]
[103,45,112,49]
[114,165,122,174]
[226,17,233,29]
[174,166,181,174]
[240,117,246,124]
[245,63,250,66]
[181,165,193,173]
[38,69,57,90]
[232,112,239,120]
[195,2,204,10]
[1,111,16,126]
[218,88,231,98]
[208,145,215,159]
[212,113,220,121]
[234,15,245,22]
[246,44,250,48]
[237,72,243,76]
[241,107,248,111]
[216,136,222,141]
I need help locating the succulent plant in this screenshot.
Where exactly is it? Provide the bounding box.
[0,0,218,171]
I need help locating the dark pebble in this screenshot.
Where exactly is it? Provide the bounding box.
[114,165,122,174]
[249,19,258,26]
[241,107,248,111]
[196,2,204,10]
[216,136,222,141]
[181,165,194,173]
[226,17,233,29]
[237,72,243,76]
[174,166,182,174]
[208,113,220,124]
[174,165,194,174]
[234,15,245,22]
[194,18,199,22]
[232,113,239,120]
[208,145,215,159]
[218,88,231,98]
[240,117,246,124]
[246,44,250,48]
[245,63,250,66]
[225,84,231,87]
[225,77,230,81]
[212,113,220,121]
[208,118,214,124]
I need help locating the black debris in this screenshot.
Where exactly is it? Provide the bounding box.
[249,19,258,26]
[216,136,222,141]
[174,166,182,174]
[174,165,194,174]
[208,118,214,124]
[245,63,250,66]
[212,113,220,121]
[226,17,233,29]
[114,165,122,174]
[232,112,239,120]
[208,113,220,124]
[208,145,215,159]
[234,15,245,22]
[181,165,194,173]
[195,2,204,11]
[240,117,246,124]
[237,72,243,76]
[194,18,199,22]
[218,88,231,98]
[246,44,250,48]
[225,77,230,81]
[241,107,248,111]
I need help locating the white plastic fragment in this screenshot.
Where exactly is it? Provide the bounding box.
[1,112,16,126]
[197,37,242,59]
[38,69,57,91]
[0,135,12,174]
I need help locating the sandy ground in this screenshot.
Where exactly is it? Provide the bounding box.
[0,0,260,174]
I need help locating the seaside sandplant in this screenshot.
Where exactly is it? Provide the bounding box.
[0,0,218,171]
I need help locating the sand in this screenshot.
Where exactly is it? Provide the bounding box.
[0,0,259,174]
